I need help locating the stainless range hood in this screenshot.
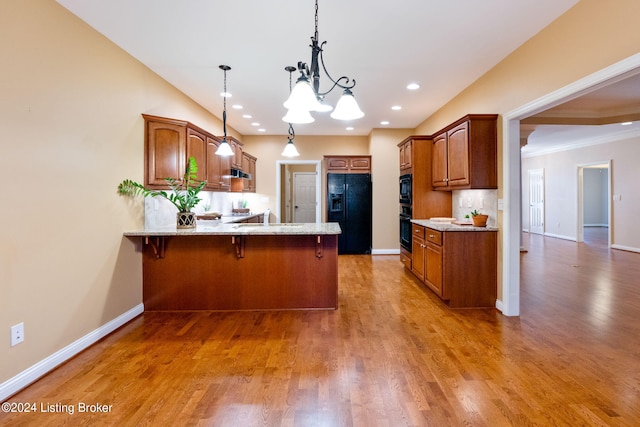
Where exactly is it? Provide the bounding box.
[226,168,252,179]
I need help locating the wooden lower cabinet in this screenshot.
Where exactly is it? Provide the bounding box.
[409,224,497,308]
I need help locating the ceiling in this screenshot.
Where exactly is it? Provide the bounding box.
[56,0,579,137]
[521,72,640,156]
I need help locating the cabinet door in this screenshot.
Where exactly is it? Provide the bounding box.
[146,121,186,186]
[327,157,349,171]
[431,133,448,187]
[411,236,425,281]
[205,136,223,190]
[425,242,443,297]
[229,138,243,169]
[186,128,207,183]
[349,157,371,171]
[446,121,470,187]
[400,140,412,170]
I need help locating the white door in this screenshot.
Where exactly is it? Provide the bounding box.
[528,169,544,235]
[293,172,317,223]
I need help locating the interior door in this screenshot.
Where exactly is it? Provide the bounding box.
[528,168,544,235]
[293,172,317,223]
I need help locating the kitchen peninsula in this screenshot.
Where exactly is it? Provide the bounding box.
[124,222,341,311]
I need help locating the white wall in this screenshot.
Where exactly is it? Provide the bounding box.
[583,168,608,226]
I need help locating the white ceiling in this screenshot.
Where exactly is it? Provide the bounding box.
[56,0,579,137]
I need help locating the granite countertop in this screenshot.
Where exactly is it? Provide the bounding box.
[123,222,342,237]
[196,212,264,224]
[411,219,498,232]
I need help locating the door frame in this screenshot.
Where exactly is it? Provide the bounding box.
[502,52,640,317]
[276,160,322,223]
[577,161,612,245]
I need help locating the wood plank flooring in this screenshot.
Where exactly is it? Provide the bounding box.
[2,228,639,426]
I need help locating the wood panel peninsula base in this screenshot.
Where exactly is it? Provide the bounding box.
[124,223,340,311]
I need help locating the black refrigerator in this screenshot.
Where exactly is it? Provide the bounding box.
[327,173,372,254]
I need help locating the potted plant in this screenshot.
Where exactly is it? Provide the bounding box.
[117,157,207,229]
[470,209,488,227]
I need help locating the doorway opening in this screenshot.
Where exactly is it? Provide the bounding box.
[577,161,611,246]
[276,160,322,223]
[502,53,640,316]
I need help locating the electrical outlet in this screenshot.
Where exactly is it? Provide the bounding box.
[11,323,24,346]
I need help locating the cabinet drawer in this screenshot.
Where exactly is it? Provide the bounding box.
[412,224,425,239]
[425,228,442,245]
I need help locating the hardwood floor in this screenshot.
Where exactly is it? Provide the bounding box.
[2,228,639,426]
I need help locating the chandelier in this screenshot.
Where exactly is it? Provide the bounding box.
[215,65,235,156]
[282,0,364,124]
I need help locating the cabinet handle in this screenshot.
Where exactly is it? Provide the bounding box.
[429,234,435,238]
[415,230,420,234]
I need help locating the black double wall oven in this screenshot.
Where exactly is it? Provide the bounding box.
[399,174,412,252]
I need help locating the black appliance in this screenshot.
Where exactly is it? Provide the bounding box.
[399,174,412,205]
[327,173,372,254]
[399,205,412,252]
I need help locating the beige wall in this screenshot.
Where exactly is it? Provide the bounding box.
[0,0,236,385]
[4,0,640,391]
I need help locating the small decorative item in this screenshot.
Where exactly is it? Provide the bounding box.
[117,157,206,229]
[470,209,488,227]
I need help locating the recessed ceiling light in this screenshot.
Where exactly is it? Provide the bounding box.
[251,122,260,126]
[406,83,420,90]
[232,104,243,109]
[258,128,266,132]
[380,121,390,126]
[346,127,354,131]
[220,91,232,97]
[242,114,252,119]
[391,105,402,111]
[621,121,633,125]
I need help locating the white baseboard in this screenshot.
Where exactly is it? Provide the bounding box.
[371,249,400,255]
[0,303,144,402]
[495,299,504,313]
[611,244,640,253]
[543,232,576,242]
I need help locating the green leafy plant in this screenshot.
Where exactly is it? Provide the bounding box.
[117,157,207,212]
[470,209,481,217]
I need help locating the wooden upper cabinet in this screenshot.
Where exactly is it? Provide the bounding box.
[186,127,207,183]
[242,152,257,192]
[145,117,187,187]
[399,139,412,170]
[325,156,371,173]
[431,114,497,190]
[143,114,254,192]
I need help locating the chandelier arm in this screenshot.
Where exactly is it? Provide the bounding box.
[315,41,356,96]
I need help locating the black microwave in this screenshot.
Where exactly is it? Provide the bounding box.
[399,174,412,205]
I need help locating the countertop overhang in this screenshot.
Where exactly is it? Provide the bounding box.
[123,222,342,237]
[412,219,498,232]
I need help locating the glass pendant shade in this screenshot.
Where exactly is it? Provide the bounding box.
[283,76,324,112]
[330,89,364,120]
[282,107,315,124]
[281,139,300,157]
[215,139,234,156]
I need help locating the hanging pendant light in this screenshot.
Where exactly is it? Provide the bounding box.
[215,65,235,156]
[283,0,363,123]
[281,124,300,157]
[282,66,301,157]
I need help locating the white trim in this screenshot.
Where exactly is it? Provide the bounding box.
[0,304,144,401]
[276,160,322,223]
[495,299,504,313]
[372,249,400,255]
[502,52,640,318]
[543,232,577,242]
[611,244,640,253]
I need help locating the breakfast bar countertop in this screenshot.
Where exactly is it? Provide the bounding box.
[123,222,342,237]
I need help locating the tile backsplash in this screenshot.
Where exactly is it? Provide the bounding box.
[451,189,498,227]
